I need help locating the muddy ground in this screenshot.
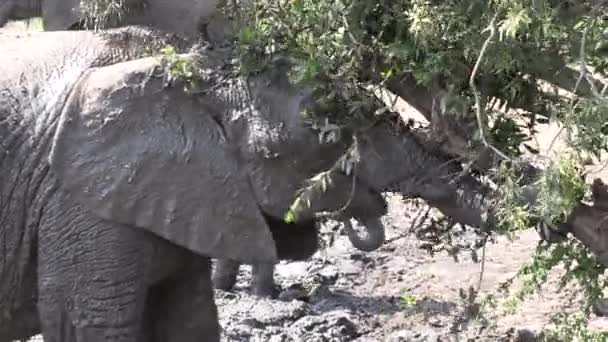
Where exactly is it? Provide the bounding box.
[211,194,607,342]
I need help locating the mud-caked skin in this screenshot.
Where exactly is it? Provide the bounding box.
[37,193,222,342]
[0,27,356,342]
[0,25,480,341]
[0,27,224,342]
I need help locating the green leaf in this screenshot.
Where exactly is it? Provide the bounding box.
[283,209,296,224]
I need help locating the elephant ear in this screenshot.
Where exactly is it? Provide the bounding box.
[49,56,277,264]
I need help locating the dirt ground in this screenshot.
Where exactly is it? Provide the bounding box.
[210,193,608,342]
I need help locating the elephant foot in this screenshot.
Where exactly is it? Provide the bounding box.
[593,298,608,317]
[251,262,278,298]
[212,259,240,291]
[145,256,221,342]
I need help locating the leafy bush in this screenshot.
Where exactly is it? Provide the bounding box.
[235,0,608,337]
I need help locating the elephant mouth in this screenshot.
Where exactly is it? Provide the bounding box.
[262,211,319,261]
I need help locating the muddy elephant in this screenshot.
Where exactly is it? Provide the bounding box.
[1,24,446,341]
[0,0,223,35]
[0,23,567,341]
[0,27,333,341]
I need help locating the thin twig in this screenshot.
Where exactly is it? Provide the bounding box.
[578,0,608,99]
[546,125,565,156]
[296,136,361,220]
[467,12,506,297]
[476,236,488,293]
[469,13,512,162]
[313,163,359,220]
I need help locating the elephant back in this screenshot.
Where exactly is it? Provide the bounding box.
[41,0,221,37]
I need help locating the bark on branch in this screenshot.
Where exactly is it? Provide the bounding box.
[403,127,608,267]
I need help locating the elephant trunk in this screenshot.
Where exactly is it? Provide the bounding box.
[400,172,499,231]
[342,216,386,252]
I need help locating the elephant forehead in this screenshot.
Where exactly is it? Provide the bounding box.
[217,76,317,151]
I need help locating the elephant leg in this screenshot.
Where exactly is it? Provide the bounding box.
[35,305,76,342]
[212,259,240,291]
[38,210,149,342]
[144,256,220,342]
[251,262,278,297]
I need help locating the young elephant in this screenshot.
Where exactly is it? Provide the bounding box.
[0,27,366,342]
[0,25,474,341]
[213,173,389,297]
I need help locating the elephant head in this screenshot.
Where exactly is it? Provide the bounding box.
[203,57,391,252]
[0,0,224,37]
[43,31,454,300]
[46,42,365,265]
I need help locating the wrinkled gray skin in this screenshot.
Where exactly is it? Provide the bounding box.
[0,0,222,36]
[0,26,363,342]
[0,24,482,342]
[0,25,435,341]
[0,0,389,298]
